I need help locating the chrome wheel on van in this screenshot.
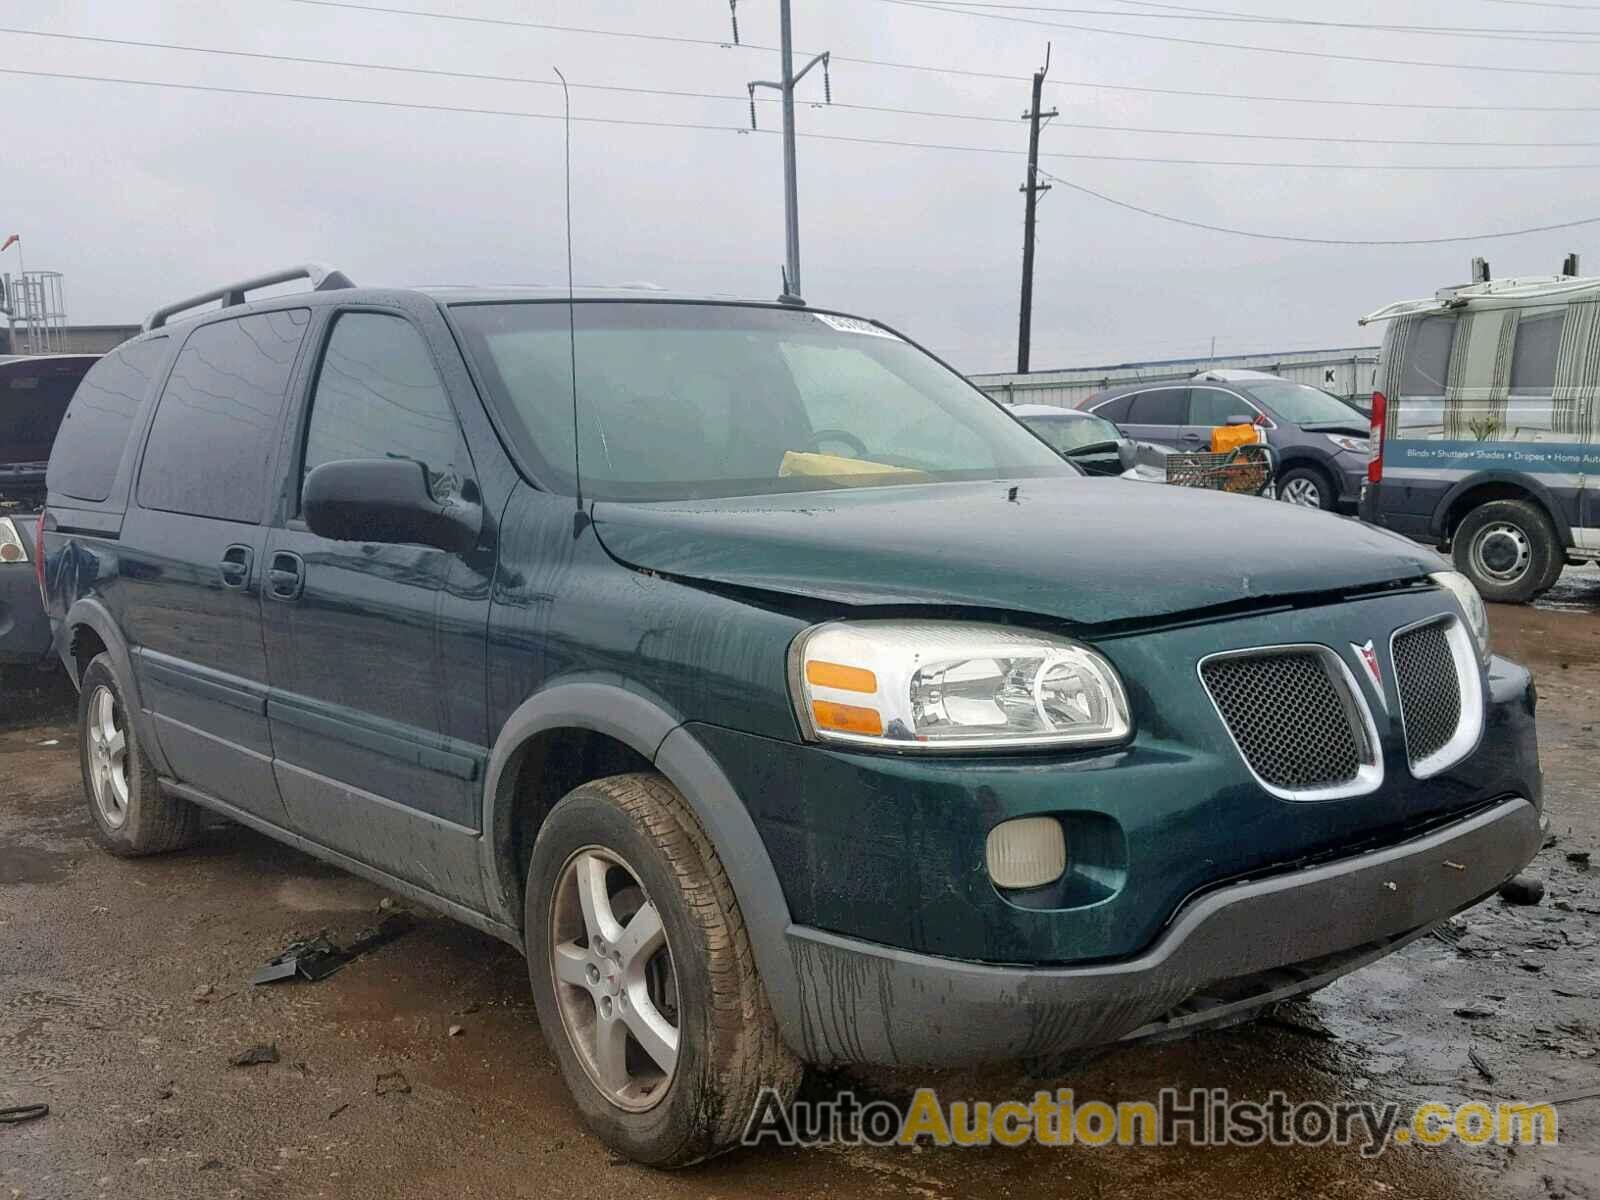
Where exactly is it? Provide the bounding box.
[548,846,680,1112]
[85,685,130,829]
[1469,521,1531,585]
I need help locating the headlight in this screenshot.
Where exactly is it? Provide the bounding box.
[1325,433,1371,455]
[1430,571,1491,666]
[0,517,27,563]
[789,620,1132,752]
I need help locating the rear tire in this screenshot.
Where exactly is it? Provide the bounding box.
[1451,499,1562,605]
[525,773,802,1167]
[1277,464,1335,511]
[78,654,202,856]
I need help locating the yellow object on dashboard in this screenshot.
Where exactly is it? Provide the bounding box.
[778,451,926,479]
[1210,423,1260,454]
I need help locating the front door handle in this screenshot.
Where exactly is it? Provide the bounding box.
[267,551,305,601]
[219,544,253,590]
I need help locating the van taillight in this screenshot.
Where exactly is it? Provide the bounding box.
[1367,391,1386,484]
[33,508,46,602]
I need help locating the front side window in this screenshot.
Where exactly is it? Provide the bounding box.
[449,303,1067,501]
[301,313,463,504]
[1510,310,1565,396]
[1188,387,1255,428]
[137,312,308,522]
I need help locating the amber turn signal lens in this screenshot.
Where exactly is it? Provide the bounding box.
[811,700,884,737]
[804,660,878,694]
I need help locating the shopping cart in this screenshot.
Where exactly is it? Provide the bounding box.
[1162,444,1277,497]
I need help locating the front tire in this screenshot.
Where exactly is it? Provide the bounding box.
[1277,464,1335,510]
[1452,499,1562,604]
[78,653,201,856]
[525,773,801,1167]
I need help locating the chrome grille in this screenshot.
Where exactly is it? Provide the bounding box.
[1393,620,1462,767]
[1201,650,1366,795]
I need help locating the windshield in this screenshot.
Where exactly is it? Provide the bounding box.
[1019,412,1121,455]
[450,302,1068,501]
[1241,381,1363,425]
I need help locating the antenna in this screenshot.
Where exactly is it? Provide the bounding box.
[553,66,583,519]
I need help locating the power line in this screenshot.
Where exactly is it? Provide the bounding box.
[1033,167,1600,244]
[11,27,1600,147]
[905,0,1600,43]
[874,0,1600,76]
[277,0,1600,113]
[10,65,1600,173]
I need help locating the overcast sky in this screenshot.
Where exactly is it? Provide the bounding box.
[6,0,1599,372]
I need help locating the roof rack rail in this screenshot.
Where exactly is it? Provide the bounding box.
[142,262,356,331]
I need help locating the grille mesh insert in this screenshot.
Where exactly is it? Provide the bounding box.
[1393,621,1462,766]
[1201,652,1363,792]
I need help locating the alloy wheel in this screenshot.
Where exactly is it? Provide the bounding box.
[1280,476,1323,508]
[85,685,130,829]
[548,847,680,1112]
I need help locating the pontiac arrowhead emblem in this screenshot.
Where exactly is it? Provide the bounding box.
[1353,640,1386,709]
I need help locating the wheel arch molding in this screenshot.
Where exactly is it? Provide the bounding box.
[478,680,808,1055]
[1431,471,1574,546]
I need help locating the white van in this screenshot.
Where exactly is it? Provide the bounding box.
[1359,273,1599,602]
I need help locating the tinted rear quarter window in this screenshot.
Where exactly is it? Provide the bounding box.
[1127,389,1187,425]
[1510,311,1565,395]
[1089,393,1133,422]
[46,340,168,502]
[137,310,309,523]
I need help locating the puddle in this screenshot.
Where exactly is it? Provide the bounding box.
[0,841,76,885]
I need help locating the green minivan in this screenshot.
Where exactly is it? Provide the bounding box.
[42,267,1542,1166]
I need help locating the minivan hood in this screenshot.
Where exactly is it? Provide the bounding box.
[590,478,1441,625]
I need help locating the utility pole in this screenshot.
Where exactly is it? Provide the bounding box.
[747,0,829,303]
[1016,43,1056,374]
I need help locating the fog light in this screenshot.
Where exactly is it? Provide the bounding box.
[985,817,1067,889]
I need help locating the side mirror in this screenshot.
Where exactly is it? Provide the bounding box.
[1117,440,1137,472]
[302,458,480,554]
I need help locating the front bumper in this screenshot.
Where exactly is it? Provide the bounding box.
[0,564,51,665]
[787,794,1539,1066]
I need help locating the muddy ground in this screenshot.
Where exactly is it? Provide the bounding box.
[2,569,1597,1199]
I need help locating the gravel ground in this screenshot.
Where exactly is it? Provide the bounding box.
[1,568,1596,1199]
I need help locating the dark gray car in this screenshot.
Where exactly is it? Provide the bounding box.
[1,354,100,666]
[1079,369,1370,511]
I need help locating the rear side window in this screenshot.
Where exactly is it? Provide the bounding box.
[46,339,168,502]
[1510,311,1565,395]
[138,310,309,523]
[1127,389,1187,425]
[1399,315,1456,396]
[301,313,463,503]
